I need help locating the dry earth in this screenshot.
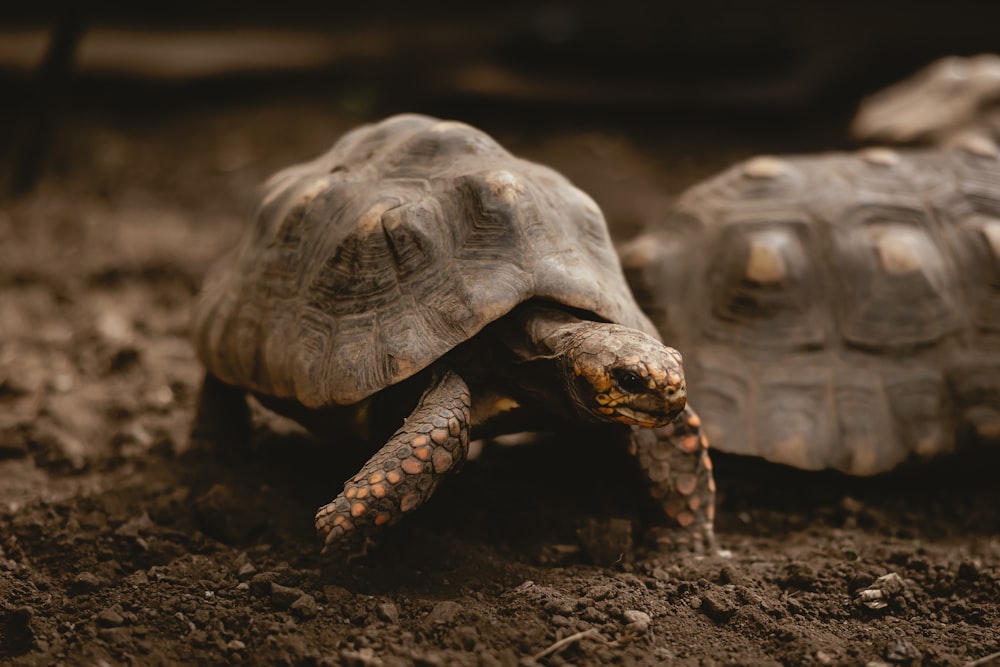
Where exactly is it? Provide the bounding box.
[1,94,998,666]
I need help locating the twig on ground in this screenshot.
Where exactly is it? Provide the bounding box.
[533,628,606,661]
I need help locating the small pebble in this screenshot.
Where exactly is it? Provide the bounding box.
[249,572,279,597]
[270,583,305,610]
[856,572,905,610]
[425,600,463,625]
[376,601,400,624]
[291,593,318,619]
[227,639,247,652]
[70,572,102,595]
[622,609,651,634]
[96,606,125,628]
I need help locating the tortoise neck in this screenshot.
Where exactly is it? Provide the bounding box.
[503,302,597,361]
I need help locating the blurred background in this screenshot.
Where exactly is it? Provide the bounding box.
[3,1,1000,207]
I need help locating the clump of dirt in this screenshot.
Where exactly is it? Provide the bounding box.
[1,98,997,667]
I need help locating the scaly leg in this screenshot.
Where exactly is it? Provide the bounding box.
[315,370,471,554]
[630,405,716,553]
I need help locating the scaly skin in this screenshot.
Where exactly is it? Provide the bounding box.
[629,406,716,553]
[315,370,471,554]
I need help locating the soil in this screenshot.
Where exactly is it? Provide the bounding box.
[1,91,999,667]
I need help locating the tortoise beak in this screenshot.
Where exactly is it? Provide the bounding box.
[606,388,686,427]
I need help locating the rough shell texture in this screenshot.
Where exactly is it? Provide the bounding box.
[193,114,656,407]
[621,146,1000,474]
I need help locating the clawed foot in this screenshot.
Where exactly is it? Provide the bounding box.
[315,369,471,555]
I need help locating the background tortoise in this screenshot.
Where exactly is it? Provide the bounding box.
[191,113,714,554]
[621,143,1000,474]
[852,54,1000,147]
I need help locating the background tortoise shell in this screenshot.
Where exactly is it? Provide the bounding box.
[192,114,658,408]
[621,144,1000,474]
[851,54,1000,147]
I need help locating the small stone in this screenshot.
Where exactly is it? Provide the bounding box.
[249,572,279,597]
[856,572,906,610]
[227,639,246,652]
[425,600,463,625]
[699,589,737,623]
[622,609,651,634]
[70,572,102,595]
[96,605,125,628]
[237,562,257,580]
[376,601,400,624]
[270,583,305,610]
[125,570,149,586]
[291,593,318,619]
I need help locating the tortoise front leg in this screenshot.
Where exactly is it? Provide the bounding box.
[630,406,716,553]
[315,369,471,554]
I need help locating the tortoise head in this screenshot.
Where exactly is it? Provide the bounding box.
[564,324,687,427]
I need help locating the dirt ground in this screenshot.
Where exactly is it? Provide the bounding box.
[1,88,999,667]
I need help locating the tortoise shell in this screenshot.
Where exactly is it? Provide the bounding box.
[192,114,657,408]
[621,144,1000,474]
[851,54,1000,146]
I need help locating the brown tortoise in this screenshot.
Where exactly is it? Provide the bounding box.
[621,142,1000,475]
[851,54,1000,148]
[191,114,715,555]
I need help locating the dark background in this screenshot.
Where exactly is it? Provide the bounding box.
[4,1,1000,196]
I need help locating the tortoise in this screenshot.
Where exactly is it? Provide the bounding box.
[620,142,1000,475]
[191,113,715,555]
[851,54,1000,147]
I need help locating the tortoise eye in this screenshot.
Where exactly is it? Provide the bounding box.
[614,369,647,394]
